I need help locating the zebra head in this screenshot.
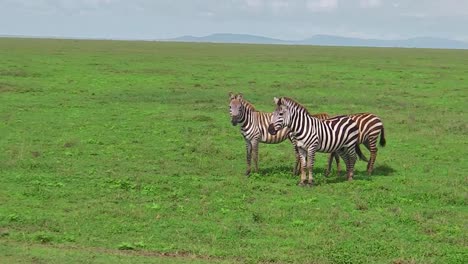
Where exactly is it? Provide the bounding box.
[268,97,289,135]
[228,92,244,126]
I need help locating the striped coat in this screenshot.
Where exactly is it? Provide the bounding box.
[313,113,386,175]
[229,93,298,176]
[268,97,366,185]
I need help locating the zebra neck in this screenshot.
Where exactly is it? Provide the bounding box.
[239,108,255,130]
[289,110,315,137]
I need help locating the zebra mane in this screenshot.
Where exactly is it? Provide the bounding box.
[279,97,312,115]
[239,97,257,112]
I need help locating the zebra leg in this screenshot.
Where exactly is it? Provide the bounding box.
[252,140,259,174]
[335,152,341,176]
[298,148,308,186]
[365,139,377,175]
[339,148,355,181]
[293,145,300,176]
[325,153,333,177]
[346,157,354,181]
[306,147,317,186]
[245,140,253,176]
[347,148,358,181]
[348,155,356,181]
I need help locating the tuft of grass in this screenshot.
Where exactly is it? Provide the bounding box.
[117,242,136,251]
[33,232,54,244]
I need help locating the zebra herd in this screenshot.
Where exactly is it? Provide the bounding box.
[228,92,386,186]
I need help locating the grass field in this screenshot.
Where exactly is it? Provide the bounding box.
[0,38,467,263]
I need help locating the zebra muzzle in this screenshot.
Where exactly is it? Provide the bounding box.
[231,118,238,126]
[268,124,277,135]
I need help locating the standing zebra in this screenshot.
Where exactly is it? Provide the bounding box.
[268,97,367,185]
[312,113,386,176]
[228,93,299,176]
[310,113,340,176]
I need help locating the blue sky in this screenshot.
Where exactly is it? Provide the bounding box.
[1,0,467,41]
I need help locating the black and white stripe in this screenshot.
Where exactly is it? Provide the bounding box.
[229,93,297,176]
[313,113,386,175]
[349,113,386,174]
[268,97,365,185]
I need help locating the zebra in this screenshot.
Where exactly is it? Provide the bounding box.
[309,113,341,176]
[312,113,386,176]
[268,97,367,185]
[228,92,299,176]
[311,113,331,120]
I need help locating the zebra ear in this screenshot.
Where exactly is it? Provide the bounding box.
[274,97,280,105]
[237,93,243,99]
[228,92,235,99]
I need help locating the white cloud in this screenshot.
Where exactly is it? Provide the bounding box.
[360,0,381,8]
[270,0,290,13]
[198,11,214,17]
[245,0,263,8]
[401,12,428,18]
[306,0,338,12]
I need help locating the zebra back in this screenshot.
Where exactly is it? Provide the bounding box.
[346,113,384,144]
[277,97,359,153]
[316,115,360,152]
[311,113,331,120]
[311,112,384,145]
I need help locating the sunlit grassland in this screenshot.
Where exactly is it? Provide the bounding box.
[0,38,467,263]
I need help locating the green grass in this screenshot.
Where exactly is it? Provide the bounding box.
[0,38,467,263]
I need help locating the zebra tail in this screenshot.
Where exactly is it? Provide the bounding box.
[379,126,386,147]
[355,144,368,162]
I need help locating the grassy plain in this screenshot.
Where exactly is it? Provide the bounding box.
[0,38,467,263]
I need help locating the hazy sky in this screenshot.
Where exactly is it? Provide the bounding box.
[1,0,468,41]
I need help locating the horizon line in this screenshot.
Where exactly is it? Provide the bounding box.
[1,34,467,50]
[2,33,468,43]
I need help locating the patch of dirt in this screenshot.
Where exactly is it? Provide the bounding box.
[3,241,236,262]
[0,82,16,93]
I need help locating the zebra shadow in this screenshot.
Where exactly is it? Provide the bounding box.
[371,164,396,176]
[256,164,396,185]
[258,165,330,178]
[324,164,397,184]
[258,165,296,177]
[353,164,396,178]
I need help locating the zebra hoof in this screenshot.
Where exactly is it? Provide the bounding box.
[297,181,307,187]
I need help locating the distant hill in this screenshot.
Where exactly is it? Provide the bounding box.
[396,37,468,49]
[167,33,468,49]
[171,33,288,44]
[298,35,468,49]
